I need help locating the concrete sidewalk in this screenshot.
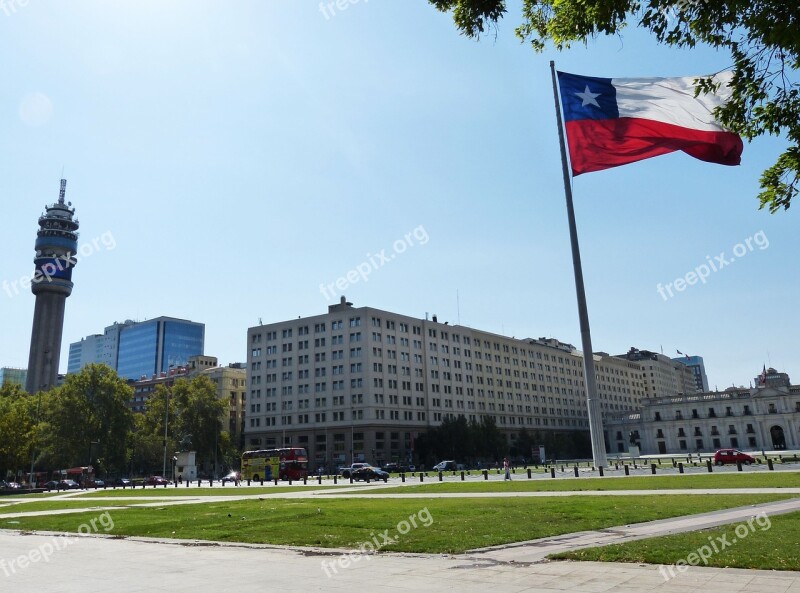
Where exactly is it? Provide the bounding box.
[1,530,798,593]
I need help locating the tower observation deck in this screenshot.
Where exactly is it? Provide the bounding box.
[25,179,79,393]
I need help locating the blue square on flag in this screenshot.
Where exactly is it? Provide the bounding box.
[558,73,618,122]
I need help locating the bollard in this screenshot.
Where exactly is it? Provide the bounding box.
[247,479,251,486]
[672,459,677,468]
[550,468,555,478]
[420,473,424,482]
[209,479,213,487]
[614,463,619,471]
[651,464,657,475]
[737,461,743,472]
[334,475,338,484]
[289,478,292,485]
[633,461,638,469]
[573,466,579,477]
[483,470,488,481]
[439,472,443,482]
[461,471,465,481]
[679,463,684,474]
[768,459,774,471]
[527,468,532,479]
[318,475,322,484]
[197,480,201,487]
[706,460,713,473]
[599,467,604,477]
[401,473,405,483]
[274,478,278,485]
[260,478,264,486]
[350,475,353,484]
[186,479,189,487]
[624,465,630,476]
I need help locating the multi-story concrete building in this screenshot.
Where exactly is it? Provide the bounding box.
[189,360,247,448]
[616,348,697,399]
[606,368,799,454]
[67,320,135,374]
[672,354,710,392]
[245,298,647,468]
[0,367,28,389]
[68,317,204,380]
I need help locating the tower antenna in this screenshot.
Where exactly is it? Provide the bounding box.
[58,178,67,204]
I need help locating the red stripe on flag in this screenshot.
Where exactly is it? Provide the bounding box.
[565,118,743,176]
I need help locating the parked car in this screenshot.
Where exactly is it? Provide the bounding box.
[59,479,80,490]
[221,471,241,484]
[112,477,132,487]
[339,463,371,479]
[1,480,21,489]
[433,460,457,471]
[144,476,169,486]
[351,466,389,483]
[43,480,61,490]
[714,449,755,466]
[381,463,412,473]
[86,478,105,488]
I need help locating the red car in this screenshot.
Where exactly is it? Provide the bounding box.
[144,476,169,486]
[714,449,755,466]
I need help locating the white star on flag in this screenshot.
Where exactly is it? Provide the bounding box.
[575,85,601,107]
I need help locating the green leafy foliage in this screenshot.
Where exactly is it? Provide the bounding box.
[430,0,800,211]
[37,364,133,475]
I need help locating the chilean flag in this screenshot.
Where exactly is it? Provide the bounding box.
[557,71,743,176]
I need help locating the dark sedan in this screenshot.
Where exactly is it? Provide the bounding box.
[351,466,389,483]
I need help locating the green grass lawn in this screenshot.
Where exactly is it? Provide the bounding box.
[1,494,792,553]
[551,509,800,571]
[361,471,800,494]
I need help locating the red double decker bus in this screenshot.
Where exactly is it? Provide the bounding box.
[242,448,308,481]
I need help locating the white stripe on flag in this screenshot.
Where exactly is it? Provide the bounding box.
[611,72,733,132]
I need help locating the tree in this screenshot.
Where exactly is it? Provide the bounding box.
[0,385,37,479]
[38,364,134,475]
[135,376,228,475]
[430,0,800,212]
[170,376,227,471]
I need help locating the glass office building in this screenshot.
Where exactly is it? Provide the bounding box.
[0,367,28,388]
[70,317,204,380]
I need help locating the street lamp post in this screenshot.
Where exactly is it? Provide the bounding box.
[162,362,175,478]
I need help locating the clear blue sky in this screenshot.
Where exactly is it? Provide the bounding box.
[1,1,796,390]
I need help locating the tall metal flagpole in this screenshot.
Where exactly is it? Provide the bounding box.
[550,61,608,468]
